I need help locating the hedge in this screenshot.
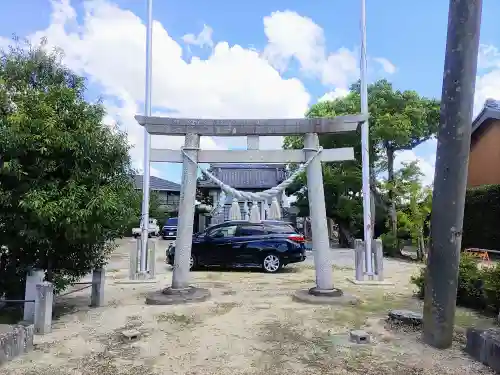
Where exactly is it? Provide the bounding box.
[411,253,500,313]
[462,184,500,251]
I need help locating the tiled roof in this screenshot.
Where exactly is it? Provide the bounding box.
[133,175,181,192]
[209,163,286,169]
[472,99,500,137]
[198,164,287,189]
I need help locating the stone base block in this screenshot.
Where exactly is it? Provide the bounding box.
[145,286,210,305]
[465,327,500,372]
[346,277,394,286]
[349,330,371,344]
[0,323,34,365]
[387,310,423,326]
[292,288,359,305]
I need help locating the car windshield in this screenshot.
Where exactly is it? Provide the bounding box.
[166,218,178,226]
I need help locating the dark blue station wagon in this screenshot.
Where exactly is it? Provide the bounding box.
[166,220,306,273]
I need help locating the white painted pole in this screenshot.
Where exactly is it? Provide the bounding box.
[140,0,153,274]
[305,133,334,291]
[360,0,373,278]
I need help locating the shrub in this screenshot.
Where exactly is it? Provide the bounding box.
[381,232,399,256]
[482,264,500,312]
[463,184,500,251]
[410,253,500,313]
[0,40,136,299]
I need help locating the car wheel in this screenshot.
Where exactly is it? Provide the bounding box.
[133,234,139,239]
[262,253,282,273]
[189,255,197,270]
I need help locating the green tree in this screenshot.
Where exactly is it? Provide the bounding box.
[352,80,439,237]
[285,79,439,244]
[384,161,432,259]
[283,93,385,246]
[0,39,137,298]
[125,190,165,234]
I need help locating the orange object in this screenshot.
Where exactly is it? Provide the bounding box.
[464,248,491,262]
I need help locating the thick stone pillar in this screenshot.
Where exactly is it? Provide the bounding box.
[305,133,334,291]
[171,133,199,289]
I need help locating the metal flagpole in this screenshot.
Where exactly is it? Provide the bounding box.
[140,0,153,274]
[360,0,374,277]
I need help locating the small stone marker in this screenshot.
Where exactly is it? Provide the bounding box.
[121,329,141,341]
[349,330,371,344]
[387,310,423,326]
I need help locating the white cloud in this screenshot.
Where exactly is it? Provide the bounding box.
[20,0,315,179]
[478,44,500,70]
[474,44,500,115]
[262,10,359,88]
[318,88,349,102]
[373,57,396,74]
[6,1,398,181]
[182,24,214,48]
[0,36,10,49]
[394,149,436,187]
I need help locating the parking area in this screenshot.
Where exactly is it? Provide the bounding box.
[1,238,495,375]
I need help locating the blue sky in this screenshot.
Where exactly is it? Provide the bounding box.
[1,0,500,186]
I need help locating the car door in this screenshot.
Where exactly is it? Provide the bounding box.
[204,224,238,265]
[232,223,267,265]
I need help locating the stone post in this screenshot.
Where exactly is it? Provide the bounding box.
[90,268,105,307]
[23,269,44,322]
[305,133,334,291]
[34,282,53,335]
[372,238,384,281]
[129,240,139,280]
[354,239,364,281]
[171,133,200,289]
[147,239,156,278]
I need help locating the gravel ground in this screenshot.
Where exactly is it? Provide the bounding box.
[1,238,495,375]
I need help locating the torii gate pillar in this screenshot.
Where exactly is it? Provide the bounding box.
[171,133,199,290]
[304,133,333,291]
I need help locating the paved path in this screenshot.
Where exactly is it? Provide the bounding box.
[305,247,354,268]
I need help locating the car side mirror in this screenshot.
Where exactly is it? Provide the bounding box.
[212,232,224,238]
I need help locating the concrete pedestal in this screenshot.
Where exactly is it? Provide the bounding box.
[145,286,210,305]
[292,287,359,305]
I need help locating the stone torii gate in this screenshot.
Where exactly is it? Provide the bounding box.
[137,114,366,305]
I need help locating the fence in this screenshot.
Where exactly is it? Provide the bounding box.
[1,267,105,335]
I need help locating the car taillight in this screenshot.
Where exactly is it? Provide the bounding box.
[288,234,305,243]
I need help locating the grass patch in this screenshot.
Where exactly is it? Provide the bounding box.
[454,307,496,329]
[210,302,241,316]
[155,312,198,326]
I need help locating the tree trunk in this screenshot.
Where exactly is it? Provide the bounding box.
[416,234,424,261]
[387,147,397,236]
[420,232,428,260]
[338,223,355,248]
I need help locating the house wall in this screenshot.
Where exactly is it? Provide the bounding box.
[468,119,500,187]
